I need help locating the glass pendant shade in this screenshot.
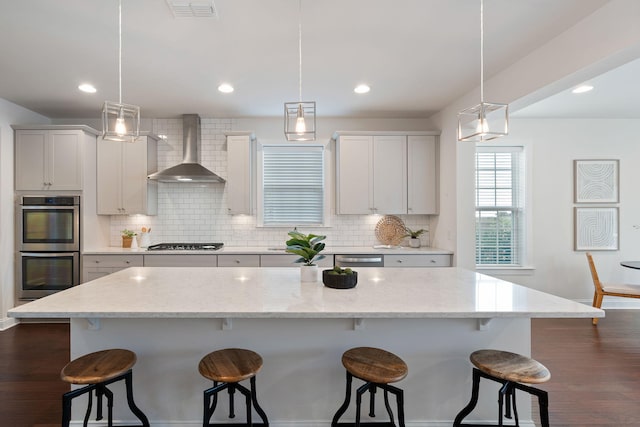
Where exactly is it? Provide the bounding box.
[285,101,316,141]
[102,101,140,142]
[457,101,509,142]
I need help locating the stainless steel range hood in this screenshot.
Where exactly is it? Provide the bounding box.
[148,114,225,183]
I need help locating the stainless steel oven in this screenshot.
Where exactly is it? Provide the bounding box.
[18,196,80,252]
[16,196,81,299]
[17,252,80,299]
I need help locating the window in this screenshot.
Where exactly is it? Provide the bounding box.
[475,146,525,266]
[259,144,325,226]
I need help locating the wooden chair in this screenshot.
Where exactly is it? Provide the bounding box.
[586,252,640,325]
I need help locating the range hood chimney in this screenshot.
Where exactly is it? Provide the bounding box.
[148,114,225,183]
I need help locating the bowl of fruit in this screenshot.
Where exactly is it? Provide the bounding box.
[322,267,358,289]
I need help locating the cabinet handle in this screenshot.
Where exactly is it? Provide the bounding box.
[125,261,130,264]
[396,259,403,263]
[95,260,100,264]
[430,259,436,263]
[235,259,240,264]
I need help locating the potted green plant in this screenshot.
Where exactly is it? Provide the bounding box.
[285,229,326,282]
[322,266,358,289]
[404,227,426,248]
[121,229,136,248]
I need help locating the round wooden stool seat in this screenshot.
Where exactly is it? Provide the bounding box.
[61,349,137,385]
[470,349,551,384]
[342,346,408,384]
[199,348,263,383]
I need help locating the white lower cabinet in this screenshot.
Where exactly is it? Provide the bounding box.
[384,254,452,267]
[82,255,144,282]
[143,255,217,267]
[217,254,260,267]
[260,254,333,268]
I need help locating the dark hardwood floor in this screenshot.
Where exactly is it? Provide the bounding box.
[1,311,640,426]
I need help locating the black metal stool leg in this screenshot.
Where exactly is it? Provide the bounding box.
[453,368,482,426]
[250,376,269,425]
[383,389,395,425]
[228,384,236,418]
[510,387,520,427]
[331,371,353,426]
[394,386,405,427]
[355,382,371,427]
[101,385,114,427]
[369,383,377,417]
[82,390,93,427]
[123,370,150,427]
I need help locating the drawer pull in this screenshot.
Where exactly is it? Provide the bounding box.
[430,259,436,263]
[396,260,402,263]
[235,259,240,264]
[125,261,130,264]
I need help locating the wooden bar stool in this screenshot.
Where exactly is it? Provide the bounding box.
[331,346,408,427]
[453,349,551,427]
[60,348,150,427]
[198,348,269,427]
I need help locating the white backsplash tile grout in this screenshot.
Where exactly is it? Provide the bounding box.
[109,118,431,248]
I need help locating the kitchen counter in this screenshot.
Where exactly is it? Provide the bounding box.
[82,245,454,255]
[8,268,601,426]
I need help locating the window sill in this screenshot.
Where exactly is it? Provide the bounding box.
[476,266,535,276]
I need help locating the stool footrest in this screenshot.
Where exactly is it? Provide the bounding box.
[333,423,397,427]
[205,424,268,427]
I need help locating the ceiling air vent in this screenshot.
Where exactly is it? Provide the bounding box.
[165,1,218,18]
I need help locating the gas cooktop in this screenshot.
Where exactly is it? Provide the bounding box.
[146,243,224,251]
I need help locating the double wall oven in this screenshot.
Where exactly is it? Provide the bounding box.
[16,196,80,299]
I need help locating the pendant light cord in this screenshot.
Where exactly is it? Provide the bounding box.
[118,0,123,105]
[480,0,484,103]
[298,0,303,102]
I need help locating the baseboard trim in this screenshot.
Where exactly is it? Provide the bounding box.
[575,298,640,309]
[0,317,18,331]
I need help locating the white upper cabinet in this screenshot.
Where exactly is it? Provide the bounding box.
[97,135,158,215]
[226,133,254,215]
[336,132,438,215]
[408,135,438,214]
[14,128,92,191]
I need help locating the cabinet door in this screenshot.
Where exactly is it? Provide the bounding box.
[144,255,217,267]
[373,135,406,214]
[15,130,47,190]
[408,136,438,214]
[227,135,253,214]
[48,130,83,190]
[384,254,451,267]
[97,140,123,214]
[122,139,149,214]
[337,135,373,214]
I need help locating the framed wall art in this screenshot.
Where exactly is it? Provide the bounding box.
[574,159,619,203]
[574,207,619,251]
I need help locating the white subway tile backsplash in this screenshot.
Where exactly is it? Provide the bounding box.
[109,118,431,248]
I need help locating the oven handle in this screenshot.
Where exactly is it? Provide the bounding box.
[21,252,79,258]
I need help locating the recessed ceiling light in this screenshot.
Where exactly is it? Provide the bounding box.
[218,83,234,93]
[572,85,594,94]
[78,83,97,93]
[354,84,370,94]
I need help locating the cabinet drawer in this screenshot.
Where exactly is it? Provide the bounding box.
[384,254,451,267]
[217,254,260,267]
[260,254,333,268]
[144,254,217,267]
[83,255,144,268]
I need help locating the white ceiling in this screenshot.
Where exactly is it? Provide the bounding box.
[0,0,625,120]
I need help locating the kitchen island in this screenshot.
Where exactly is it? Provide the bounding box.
[9,267,602,427]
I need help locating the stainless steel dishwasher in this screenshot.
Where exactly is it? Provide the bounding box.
[334,254,384,268]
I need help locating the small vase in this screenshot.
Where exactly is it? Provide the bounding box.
[300,265,318,282]
[409,238,421,248]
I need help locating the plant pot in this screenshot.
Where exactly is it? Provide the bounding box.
[322,270,358,289]
[122,236,133,248]
[409,237,421,248]
[300,265,318,282]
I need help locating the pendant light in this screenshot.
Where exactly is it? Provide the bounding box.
[284,0,315,141]
[102,0,140,143]
[457,0,508,142]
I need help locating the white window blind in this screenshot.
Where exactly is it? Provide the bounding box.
[262,145,324,226]
[475,146,525,266]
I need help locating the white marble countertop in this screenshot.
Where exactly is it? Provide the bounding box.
[9,267,602,319]
[82,246,453,255]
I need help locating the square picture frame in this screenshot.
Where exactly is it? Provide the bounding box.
[574,159,619,203]
[574,207,619,251]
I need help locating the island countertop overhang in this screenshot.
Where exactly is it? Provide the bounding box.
[9,266,603,320]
